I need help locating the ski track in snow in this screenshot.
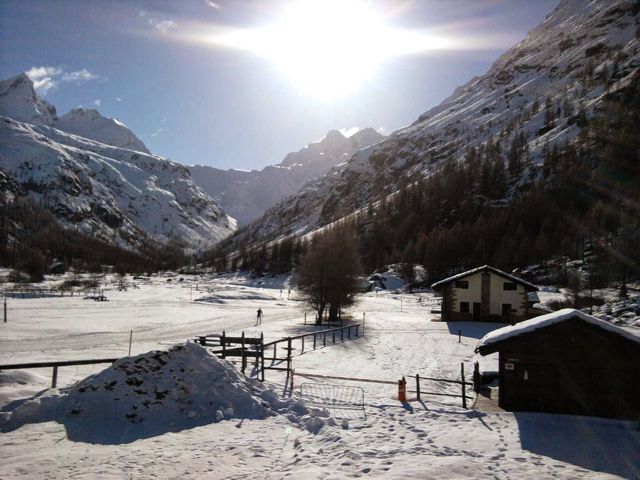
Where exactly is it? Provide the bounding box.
[0,274,638,479]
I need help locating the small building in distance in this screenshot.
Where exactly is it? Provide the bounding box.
[431,265,539,323]
[475,309,640,420]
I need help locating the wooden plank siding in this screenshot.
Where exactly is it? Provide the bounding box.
[492,318,640,420]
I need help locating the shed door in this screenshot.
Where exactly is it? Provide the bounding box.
[503,362,558,412]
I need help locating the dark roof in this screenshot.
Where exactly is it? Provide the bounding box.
[475,308,640,355]
[431,265,538,292]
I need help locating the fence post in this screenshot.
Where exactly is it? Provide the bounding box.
[473,361,480,393]
[341,327,344,342]
[323,332,326,347]
[301,336,305,354]
[260,333,265,381]
[313,333,317,350]
[273,342,277,361]
[458,330,462,343]
[52,366,58,388]
[3,295,6,323]
[416,373,421,401]
[348,326,351,339]
[221,330,226,358]
[355,325,359,337]
[198,336,206,346]
[287,337,292,360]
[241,331,246,374]
[333,330,336,344]
[461,363,467,409]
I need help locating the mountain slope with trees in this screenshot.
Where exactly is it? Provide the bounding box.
[209,0,639,287]
[0,74,236,253]
[228,0,638,245]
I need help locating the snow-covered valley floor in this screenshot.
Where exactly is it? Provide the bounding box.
[1,274,638,479]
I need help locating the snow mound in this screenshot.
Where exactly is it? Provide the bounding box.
[0,343,309,444]
[368,269,406,291]
[194,290,277,303]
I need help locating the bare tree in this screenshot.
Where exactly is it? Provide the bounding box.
[296,226,362,324]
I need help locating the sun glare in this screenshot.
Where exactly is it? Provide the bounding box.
[215,0,449,100]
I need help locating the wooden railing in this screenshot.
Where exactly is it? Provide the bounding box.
[0,358,119,388]
[194,323,362,382]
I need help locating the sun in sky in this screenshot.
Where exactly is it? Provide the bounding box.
[191,0,450,100]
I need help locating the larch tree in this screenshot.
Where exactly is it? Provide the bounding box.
[296,226,362,324]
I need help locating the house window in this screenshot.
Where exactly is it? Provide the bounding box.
[460,302,470,313]
[502,304,513,315]
[455,280,469,289]
[503,282,517,291]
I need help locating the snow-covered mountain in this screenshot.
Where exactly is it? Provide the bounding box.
[0,74,236,250]
[0,73,150,153]
[55,108,150,154]
[0,73,57,126]
[233,0,640,245]
[190,128,384,226]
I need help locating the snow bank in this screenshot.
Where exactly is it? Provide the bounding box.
[0,343,311,444]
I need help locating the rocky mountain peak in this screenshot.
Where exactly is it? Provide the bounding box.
[0,72,57,125]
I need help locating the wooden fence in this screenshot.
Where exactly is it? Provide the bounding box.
[195,323,362,382]
[296,362,472,409]
[2,288,109,299]
[0,358,119,388]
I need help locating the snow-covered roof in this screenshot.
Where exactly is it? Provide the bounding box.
[431,265,538,292]
[476,308,640,355]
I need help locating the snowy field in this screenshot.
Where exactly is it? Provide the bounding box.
[0,273,639,479]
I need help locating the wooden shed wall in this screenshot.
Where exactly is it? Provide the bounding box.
[496,318,640,420]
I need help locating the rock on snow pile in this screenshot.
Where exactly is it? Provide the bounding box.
[0,343,333,444]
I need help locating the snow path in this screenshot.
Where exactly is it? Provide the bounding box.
[1,275,638,479]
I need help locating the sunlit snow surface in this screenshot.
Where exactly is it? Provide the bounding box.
[0,273,638,479]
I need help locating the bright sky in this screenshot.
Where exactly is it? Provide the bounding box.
[0,0,558,170]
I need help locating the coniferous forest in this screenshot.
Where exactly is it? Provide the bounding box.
[207,71,640,288]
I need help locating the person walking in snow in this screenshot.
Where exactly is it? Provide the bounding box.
[256,308,263,325]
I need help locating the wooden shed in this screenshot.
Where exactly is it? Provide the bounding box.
[431,265,539,323]
[475,309,640,420]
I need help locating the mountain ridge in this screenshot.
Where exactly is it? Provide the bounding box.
[227,0,639,247]
[0,73,150,154]
[190,127,384,226]
[0,75,236,251]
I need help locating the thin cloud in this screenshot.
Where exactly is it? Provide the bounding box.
[150,128,164,137]
[149,18,176,33]
[26,65,101,95]
[139,9,176,33]
[205,0,221,9]
[62,69,99,82]
[115,97,122,102]
[93,99,101,107]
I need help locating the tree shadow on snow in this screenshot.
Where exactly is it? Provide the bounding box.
[514,412,640,478]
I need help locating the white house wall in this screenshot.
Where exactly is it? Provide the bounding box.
[452,272,526,315]
[489,274,526,316]
[454,272,482,311]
